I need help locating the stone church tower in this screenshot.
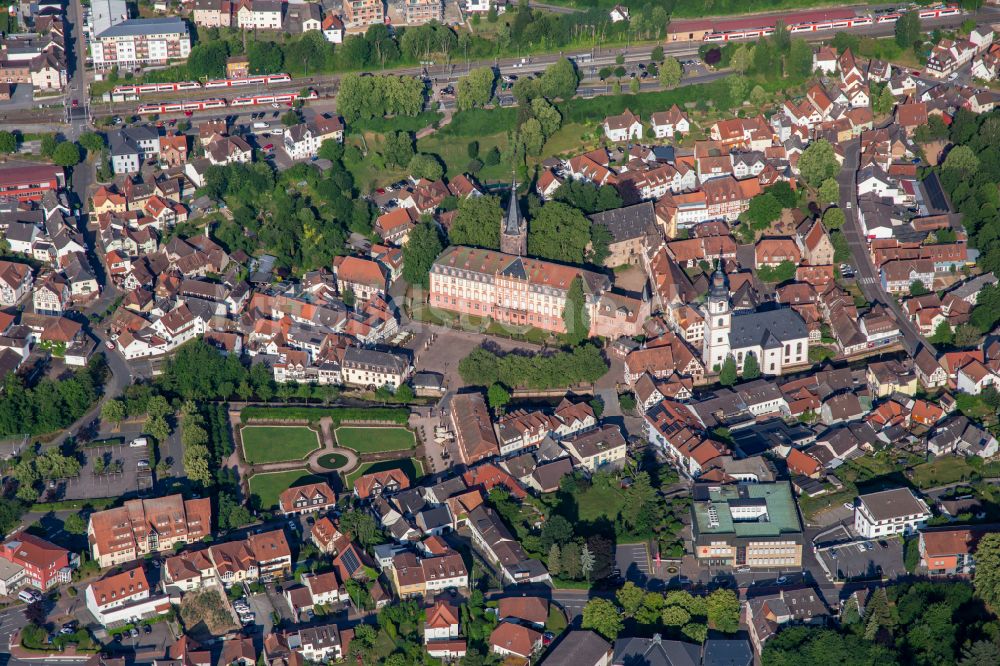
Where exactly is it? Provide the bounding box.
[500,180,527,256]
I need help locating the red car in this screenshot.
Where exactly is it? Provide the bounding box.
[184,110,193,117]
[71,99,79,108]
[263,144,274,151]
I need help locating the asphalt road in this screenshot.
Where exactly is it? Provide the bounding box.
[837,136,935,357]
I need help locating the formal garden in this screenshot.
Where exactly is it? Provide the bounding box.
[239,425,322,464]
[334,426,416,454]
[248,469,325,509]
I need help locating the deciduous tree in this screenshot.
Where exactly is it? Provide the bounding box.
[582,598,622,640]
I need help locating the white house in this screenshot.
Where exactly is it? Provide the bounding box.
[609,4,629,22]
[813,46,838,75]
[603,109,642,142]
[85,567,174,627]
[649,105,690,138]
[322,14,344,43]
[0,261,33,306]
[853,488,931,539]
[283,124,321,160]
[237,0,283,30]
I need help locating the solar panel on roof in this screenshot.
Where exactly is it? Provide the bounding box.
[340,548,360,574]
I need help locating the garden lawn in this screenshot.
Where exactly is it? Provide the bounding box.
[249,469,325,509]
[344,458,423,487]
[241,425,320,464]
[573,482,626,523]
[417,131,509,181]
[910,457,1000,489]
[335,426,415,453]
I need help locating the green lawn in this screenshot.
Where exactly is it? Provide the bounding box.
[910,457,1000,489]
[241,425,320,464]
[344,458,424,488]
[417,130,509,181]
[567,485,625,523]
[335,427,415,453]
[249,469,325,509]
[316,453,350,470]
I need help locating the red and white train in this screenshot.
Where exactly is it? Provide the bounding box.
[204,73,292,88]
[703,4,961,42]
[136,98,227,115]
[114,73,292,97]
[135,89,317,115]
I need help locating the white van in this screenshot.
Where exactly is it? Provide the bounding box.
[253,121,269,130]
[18,590,35,603]
[130,437,148,448]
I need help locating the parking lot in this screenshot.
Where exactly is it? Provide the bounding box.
[815,525,906,581]
[58,440,153,500]
[615,543,653,584]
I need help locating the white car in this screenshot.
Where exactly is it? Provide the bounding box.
[843,502,854,510]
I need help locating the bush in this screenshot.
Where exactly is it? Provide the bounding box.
[240,406,409,424]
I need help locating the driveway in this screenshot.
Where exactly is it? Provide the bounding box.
[616,542,653,584]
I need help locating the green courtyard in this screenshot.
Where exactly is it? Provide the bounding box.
[241,425,321,464]
[248,469,325,509]
[334,427,415,453]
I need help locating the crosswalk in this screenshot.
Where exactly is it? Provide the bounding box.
[857,276,879,285]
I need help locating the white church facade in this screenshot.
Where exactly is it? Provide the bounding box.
[701,265,811,377]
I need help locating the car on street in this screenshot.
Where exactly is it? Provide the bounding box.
[878,540,889,549]
[843,502,854,510]
[736,566,751,573]
[775,576,788,585]
[143,624,152,634]
[129,628,139,638]
[72,99,79,107]
[830,548,838,559]
[105,340,115,350]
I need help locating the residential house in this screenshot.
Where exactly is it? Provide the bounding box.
[278,481,336,516]
[853,487,931,538]
[603,109,642,142]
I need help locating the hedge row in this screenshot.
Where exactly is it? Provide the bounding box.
[240,406,409,425]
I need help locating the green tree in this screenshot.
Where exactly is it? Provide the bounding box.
[798,139,839,187]
[953,323,981,348]
[617,581,645,618]
[407,153,444,181]
[562,275,590,346]
[531,97,562,138]
[63,512,87,535]
[788,38,814,79]
[730,45,752,74]
[456,66,496,110]
[449,195,501,249]
[662,605,691,626]
[78,132,105,154]
[706,589,740,633]
[402,220,443,288]
[186,41,229,78]
[51,141,81,168]
[719,356,738,386]
[281,110,300,127]
[660,57,682,87]
[340,509,382,547]
[744,192,783,230]
[580,543,595,580]
[818,178,840,204]
[561,541,582,579]
[959,641,1000,666]
[973,533,1000,610]
[382,131,415,168]
[895,11,921,48]
[0,130,15,153]
[651,46,664,62]
[540,57,579,100]
[101,399,126,428]
[742,352,760,380]
[874,86,896,115]
[487,383,510,411]
[547,543,561,577]
[528,201,591,263]
[629,77,640,94]
[943,145,980,174]
[929,321,953,345]
[581,598,622,640]
[910,280,930,297]
[146,414,170,443]
[823,207,846,230]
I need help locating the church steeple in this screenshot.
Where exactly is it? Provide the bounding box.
[500,176,527,256]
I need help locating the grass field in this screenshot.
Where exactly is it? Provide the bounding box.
[417,131,509,182]
[249,469,325,509]
[335,427,415,453]
[241,425,320,464]
[316,453,350,470]
[344,458,424,487]
[574,482,626,522]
